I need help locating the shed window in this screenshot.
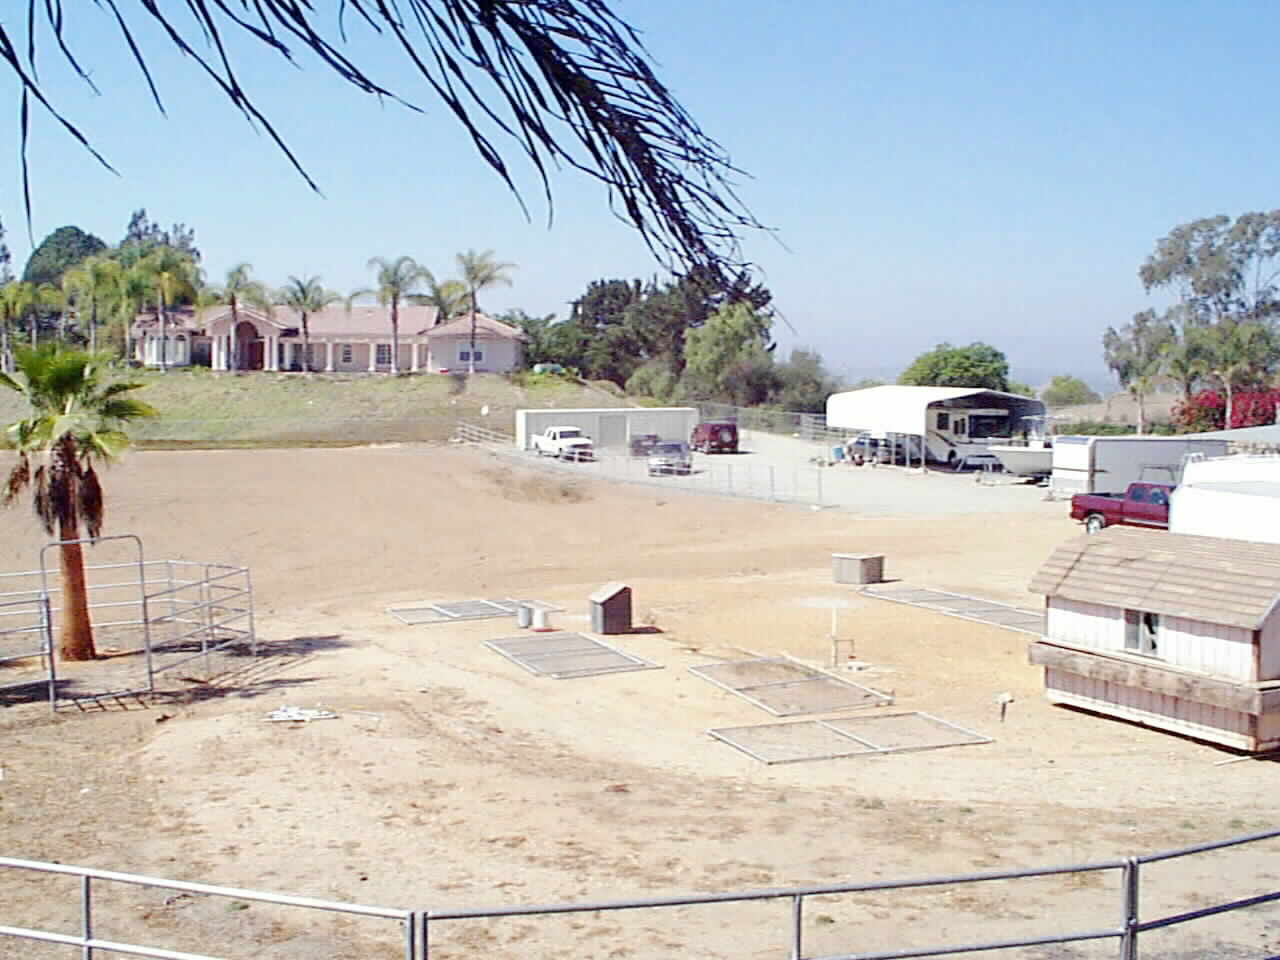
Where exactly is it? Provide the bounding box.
[1124,610,1160,656]
[936,412,950,431]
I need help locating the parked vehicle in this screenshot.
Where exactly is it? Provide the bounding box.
[1050,436,1228,497]
[532,426,595,461]
[1070,482,1173,534]
[648,441,692,476]
[1170,455,1280,544]
[691,421,738,454]
[629,433,661,457]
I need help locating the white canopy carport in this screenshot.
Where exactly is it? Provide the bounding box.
[826,385,1043,436]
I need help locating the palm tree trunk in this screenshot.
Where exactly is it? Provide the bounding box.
[391,298,400,375]
[158,295,168,372]
[302,313,312,373]
[1,320,9,373]
[469,290,477,375]
[1135,390,1145,435]
[57,512,96,662]
[89,301,97,353]
[229,295,240,372]
[30,311,38,348]
[1225,381,1235,430]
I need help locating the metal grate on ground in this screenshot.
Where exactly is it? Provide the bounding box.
[708,711,992,764]
[387,598,520,625]
[486,632,662,679]
[689,656,892,716]
[863,584,1045,635]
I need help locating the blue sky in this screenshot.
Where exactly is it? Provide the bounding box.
[4,1,1280,390]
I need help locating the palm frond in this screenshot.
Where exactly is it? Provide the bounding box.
[3,453,30,506]
[10,1,765,284]
[78,462,103,539]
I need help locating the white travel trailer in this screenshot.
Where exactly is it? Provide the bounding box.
[1170,455,1280,544]
[825,385,1045,467]
[1049,435,1229,497]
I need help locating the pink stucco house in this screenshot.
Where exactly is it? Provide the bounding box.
[132,306,526,373]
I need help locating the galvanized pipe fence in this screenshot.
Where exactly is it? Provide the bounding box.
[0,536,255,709]
[455,418,833,506]
[2,828,1277,958]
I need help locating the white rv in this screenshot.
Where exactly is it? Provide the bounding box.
[825,386,1045,467]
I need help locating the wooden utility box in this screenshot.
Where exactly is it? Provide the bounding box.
[833,553,884,585]
[590,582,632,635]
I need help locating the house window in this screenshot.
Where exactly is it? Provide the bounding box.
[341,345,353,364]
[1124,610,1160,656]
[376,344,392,366]
[936,412,950,431]
[459,349,483,363]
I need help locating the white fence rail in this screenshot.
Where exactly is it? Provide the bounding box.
[2,829,1278,958]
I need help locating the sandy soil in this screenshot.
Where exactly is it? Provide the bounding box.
[0,445,1277,959]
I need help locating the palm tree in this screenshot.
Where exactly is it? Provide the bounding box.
[350,256,430,374]
[278,275,341,372]
[8,282,63,350]
[62,256,123,354]
[139,248,198,372]
[1,345,156,660]
[0,281,27,373]
[201,263,273,371]
[422,272,469,325]
[1204,321,1275,428]
[116,265,152,365]
[456,250,516,374]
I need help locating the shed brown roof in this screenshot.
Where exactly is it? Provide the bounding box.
[1029,527,1280,630]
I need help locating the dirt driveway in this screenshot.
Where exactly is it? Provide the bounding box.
[0,445,1276,959]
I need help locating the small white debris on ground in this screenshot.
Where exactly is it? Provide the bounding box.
[264,706,338,723]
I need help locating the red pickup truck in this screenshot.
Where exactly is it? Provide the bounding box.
[1070,482,1173,534]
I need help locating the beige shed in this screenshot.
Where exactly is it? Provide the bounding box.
[1028,527,1280,752]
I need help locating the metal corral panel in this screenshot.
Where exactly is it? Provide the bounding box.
[689,656,892,716]
[864,584,1045,636]
[387,598,518,625]
[485,631,661,678]
[1049,436,1229,496]
[708,712,991,765]
[515,407,699,451]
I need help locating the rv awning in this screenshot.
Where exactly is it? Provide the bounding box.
[825,385,1042,437]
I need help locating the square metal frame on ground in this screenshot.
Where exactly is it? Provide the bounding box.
[688,656,892,716]
[387,598,520,625]
[485,631,662,679]
[708,711,992,764]
[863,584,1045,635]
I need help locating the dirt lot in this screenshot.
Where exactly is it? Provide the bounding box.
[0,445,1277,959]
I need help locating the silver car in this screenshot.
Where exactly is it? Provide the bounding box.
[647,441,692,476]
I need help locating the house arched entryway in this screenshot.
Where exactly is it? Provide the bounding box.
[234,320,264,371]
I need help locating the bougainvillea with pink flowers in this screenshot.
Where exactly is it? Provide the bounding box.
[1171,388,1280,432]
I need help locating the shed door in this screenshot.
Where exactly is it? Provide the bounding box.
[597,414,628,450]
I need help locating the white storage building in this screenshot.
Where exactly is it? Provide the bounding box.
[515,407,699,453]
[1029,526,1280,752]
[1170,455,1280,543]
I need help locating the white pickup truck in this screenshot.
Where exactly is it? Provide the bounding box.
[532,426,595,461]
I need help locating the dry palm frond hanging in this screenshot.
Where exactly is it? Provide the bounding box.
[4,1,766,285]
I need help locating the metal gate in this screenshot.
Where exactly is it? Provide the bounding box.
[0,535,256,710]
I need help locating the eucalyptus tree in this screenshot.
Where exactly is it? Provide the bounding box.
[1,345,156,660]
[8,2,763,295]
[62,255,122,353]
[456,250,516,374]
[139,248,199,371]
[350,257,430,374]
[279,275,341,372]
[201,263,273,370]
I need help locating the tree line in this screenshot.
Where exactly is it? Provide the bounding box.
[0,211,516,376]
[1106,211,1280,433]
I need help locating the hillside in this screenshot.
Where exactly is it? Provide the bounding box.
[0,369,632,448]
